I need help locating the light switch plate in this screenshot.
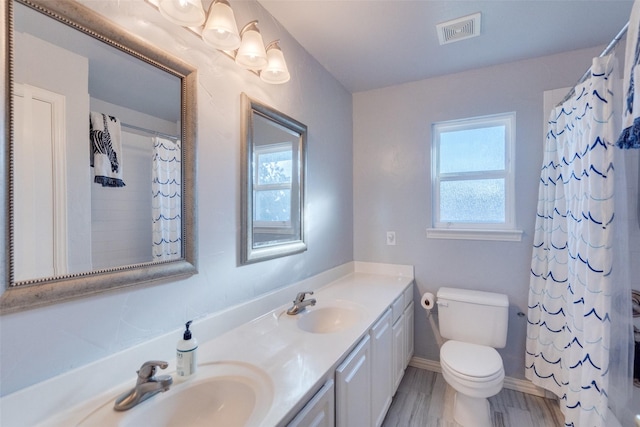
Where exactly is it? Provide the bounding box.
[386,231,396,246]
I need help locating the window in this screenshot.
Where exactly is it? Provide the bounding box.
[252,141,299,246]
[429,112,521,241]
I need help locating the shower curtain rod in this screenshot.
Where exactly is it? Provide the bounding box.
[556,21,629,107]
[121,122,179,141]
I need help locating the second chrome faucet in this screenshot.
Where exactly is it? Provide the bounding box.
[286,291,316,315]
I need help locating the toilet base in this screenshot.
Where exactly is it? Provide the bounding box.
[453,392,491,427]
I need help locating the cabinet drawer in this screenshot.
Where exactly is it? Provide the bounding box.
[392,296,404,324]
[403,284,413,308]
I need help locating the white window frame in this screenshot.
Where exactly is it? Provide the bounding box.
[428,112,522,241]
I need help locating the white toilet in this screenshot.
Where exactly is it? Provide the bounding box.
[436,287,509,427]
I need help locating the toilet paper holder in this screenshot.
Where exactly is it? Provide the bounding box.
[421,292,437,317]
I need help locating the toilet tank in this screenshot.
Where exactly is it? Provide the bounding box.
[436,287,509,348]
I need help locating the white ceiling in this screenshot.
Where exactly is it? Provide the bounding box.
[258,0,634,93]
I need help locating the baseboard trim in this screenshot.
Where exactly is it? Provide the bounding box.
[409,356,551,398]
[409,357,441,373]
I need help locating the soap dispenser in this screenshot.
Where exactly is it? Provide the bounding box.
[176,320,198,378]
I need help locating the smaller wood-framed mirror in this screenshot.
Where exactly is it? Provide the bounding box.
[240,94,307,264]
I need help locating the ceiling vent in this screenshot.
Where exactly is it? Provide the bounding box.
[437,12,481,45]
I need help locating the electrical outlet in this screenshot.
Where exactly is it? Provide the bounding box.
[386,231,396,246]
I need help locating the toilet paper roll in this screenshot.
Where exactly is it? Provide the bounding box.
[421,292,435,310]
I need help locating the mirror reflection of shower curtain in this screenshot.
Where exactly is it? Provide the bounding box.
[152,137,181,261]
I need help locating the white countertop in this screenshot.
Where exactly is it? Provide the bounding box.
[5,262,413,427]
[202,272,412,426]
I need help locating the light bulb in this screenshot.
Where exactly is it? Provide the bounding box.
[202,0,241,50]
[235,21,268,70]
[158,0,205,27]
[261,41,290,84]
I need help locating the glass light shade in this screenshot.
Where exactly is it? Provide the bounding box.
[235,22,268,71]
[202,0,241,50]
[158,0,206,27]
[260,42,290,84]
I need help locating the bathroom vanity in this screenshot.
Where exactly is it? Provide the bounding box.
[1,262,414,427]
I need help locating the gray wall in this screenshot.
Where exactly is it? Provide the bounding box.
[352,46,606,379]
[1,0,353,396]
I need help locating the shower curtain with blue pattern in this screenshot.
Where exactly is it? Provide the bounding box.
[526,54,633,427]
[152,137,182,261]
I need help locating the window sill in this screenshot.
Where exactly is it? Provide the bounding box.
[426,228,523,242]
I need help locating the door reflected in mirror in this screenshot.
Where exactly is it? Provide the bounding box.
[241,94,307,264]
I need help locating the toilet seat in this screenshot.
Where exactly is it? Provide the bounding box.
[440,340,505,401]
[440,340,503,381]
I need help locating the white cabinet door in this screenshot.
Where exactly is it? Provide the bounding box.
[404,301,414,367]
[392,315,405,394]
[370,309,393,427]
[288,379,335,427]
[336,335,371,427]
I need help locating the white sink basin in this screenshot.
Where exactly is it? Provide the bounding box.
[296,305,362,334]
[77,362,273,427]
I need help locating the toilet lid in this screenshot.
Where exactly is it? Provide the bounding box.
[440,340,503,379]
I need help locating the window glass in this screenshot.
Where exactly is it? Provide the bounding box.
[440,179,505,223]
[257,150,292,185]
[440,126,505,173]
[255,190,291,222]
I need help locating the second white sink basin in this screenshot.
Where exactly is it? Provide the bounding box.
[296,305,362,334]
[77,362,273,427]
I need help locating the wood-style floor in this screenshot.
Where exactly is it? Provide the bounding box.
[382,367,565,427]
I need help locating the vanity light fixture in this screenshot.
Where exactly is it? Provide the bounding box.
[154,0,291,84]
[158,0,206,27]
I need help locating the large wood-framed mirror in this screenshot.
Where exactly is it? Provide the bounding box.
[1,0,198,313]
[240,93,307,264]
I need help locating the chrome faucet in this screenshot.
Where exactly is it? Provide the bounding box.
[287,291,316,315]
[114,360,173,411]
